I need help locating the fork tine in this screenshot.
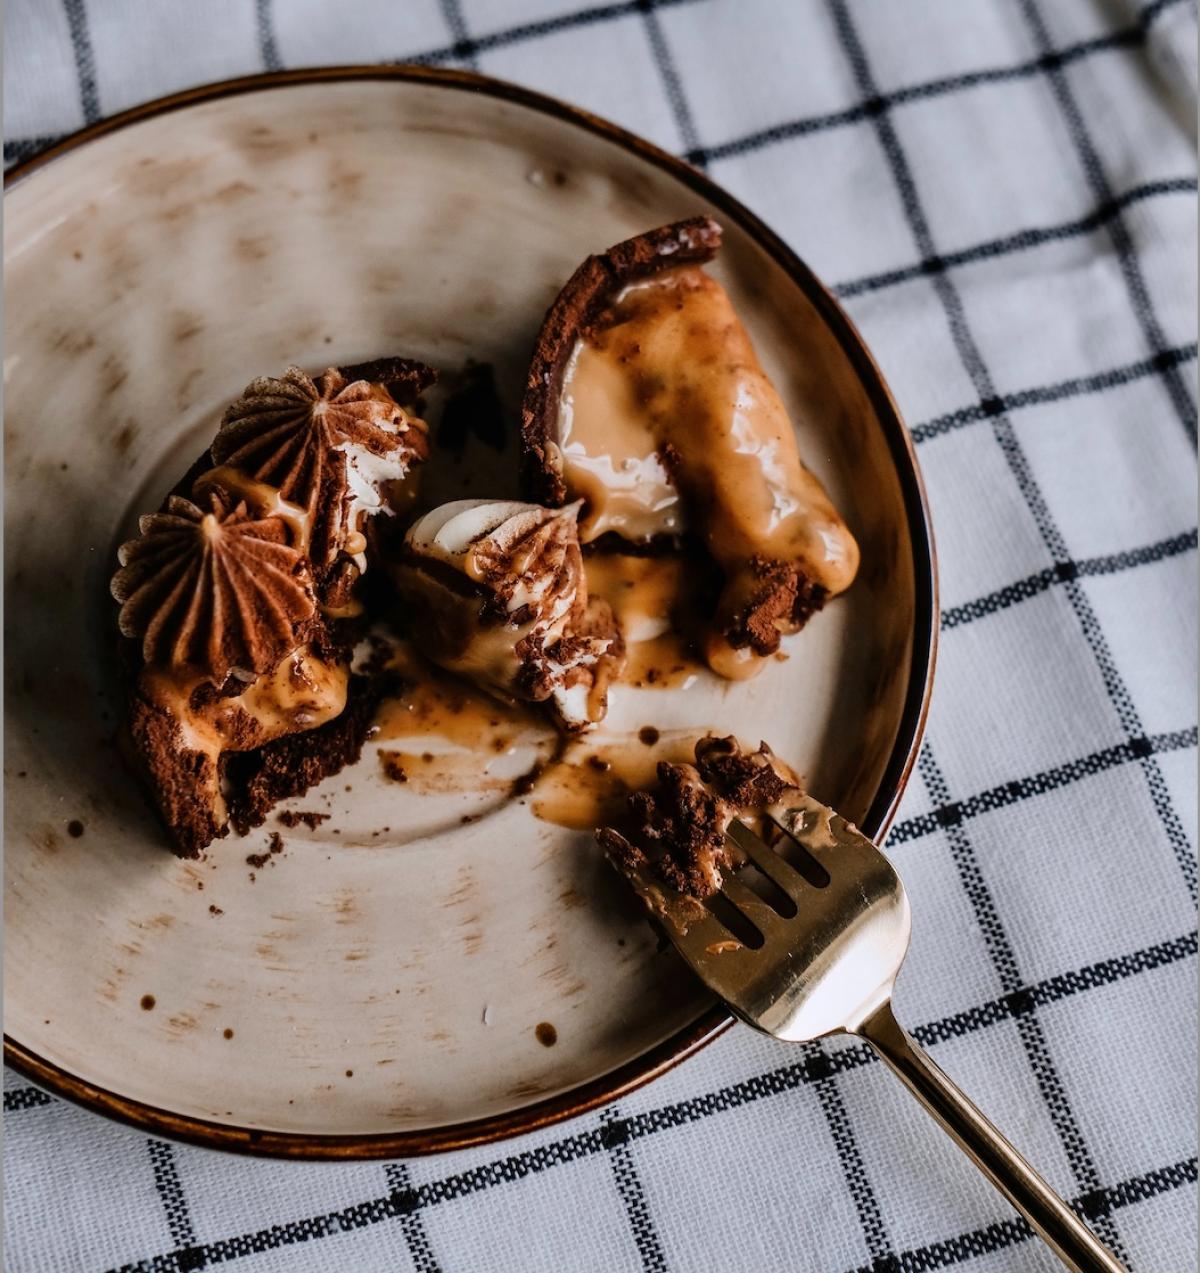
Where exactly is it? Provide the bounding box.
[604,843,743,963]
[718,873,787,939]
[725,819,810,900]
[671,908,753,966]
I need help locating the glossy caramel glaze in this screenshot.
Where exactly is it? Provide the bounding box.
[581,550,710,689]
[560,265,860,676]
[561,266,857,595]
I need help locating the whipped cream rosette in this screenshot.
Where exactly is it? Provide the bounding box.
[393,499,624,731]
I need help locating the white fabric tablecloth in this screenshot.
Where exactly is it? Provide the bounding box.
[5,1,1198,1270]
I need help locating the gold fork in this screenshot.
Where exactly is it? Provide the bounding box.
[609,793,1126,1273]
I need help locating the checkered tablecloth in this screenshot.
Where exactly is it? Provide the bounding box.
[5,1,1197,1270]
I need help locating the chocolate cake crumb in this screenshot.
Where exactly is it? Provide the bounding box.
[720,558,826,657]
[140,995,155,1011]
[278,810,330,829]
[599,736,800,899]
[637,726,660,746]
[67,819,84,838]
[208,904,223,916]
[246,831,286,869]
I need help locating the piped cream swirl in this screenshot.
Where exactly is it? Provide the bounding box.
[396,499,621,730]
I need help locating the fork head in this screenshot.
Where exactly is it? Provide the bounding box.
[612,794,912,1042]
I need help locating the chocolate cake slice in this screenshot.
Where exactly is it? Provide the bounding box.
[521,217,860,680]
[388,498,624,732]
[597,735,801,899]
[112,358,434,857]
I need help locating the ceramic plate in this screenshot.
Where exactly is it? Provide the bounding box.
[4,68,936,1157]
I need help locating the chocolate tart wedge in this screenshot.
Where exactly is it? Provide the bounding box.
[521,218,860,680]
[112,357,434,857]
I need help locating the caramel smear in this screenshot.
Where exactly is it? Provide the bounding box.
[582,551,709,690]
[373,642,557,794]
[560,265,859,587]
[530,732,698,830]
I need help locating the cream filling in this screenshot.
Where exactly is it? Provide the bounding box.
[407,499,580,627]
[558,342,683,543]
[400,500,610,729]
[398,566,608,729]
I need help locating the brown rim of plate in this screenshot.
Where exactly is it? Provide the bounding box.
[3,64,940,1160]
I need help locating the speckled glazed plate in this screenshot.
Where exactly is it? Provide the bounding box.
[4,68,936,1158]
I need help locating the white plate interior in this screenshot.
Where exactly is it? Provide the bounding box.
[4,78,919,1138]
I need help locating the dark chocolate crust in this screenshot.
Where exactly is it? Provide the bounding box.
[520,216,722,507]
[337,358,436,405]
[226,673,395,835]
[125,691,225,860]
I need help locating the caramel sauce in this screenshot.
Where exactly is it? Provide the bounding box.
[582,551,709,689]
[372,642,558,795]
[142,646,348,760]
[529,732,698,831]
[621,633,704,689]
[372,657,543,752]
[561,266,858,596]
[192,464,312,552]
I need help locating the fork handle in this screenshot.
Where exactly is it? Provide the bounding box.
[857,1000,1126,1273]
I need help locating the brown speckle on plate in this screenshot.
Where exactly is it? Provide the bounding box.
[140,995,156,1011]
[534,1022,557,1047]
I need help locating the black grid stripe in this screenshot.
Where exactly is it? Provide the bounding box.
[253,0,282,73]
[835,177,1198,299]
[437,0,480,69]
[146,1140,204,1271]
[637,0,703,161]
[3,1085,54,1111]
[600,1107,669,1272]
[826,0,1197,909]
[384,1163,442,1273]
[687,0,1190,166]
[1143,0,1196,29]
[4,134,67,165]
[828,4,1141,1256]
[809,1048,900,1268]
[1019,0,1198,447]
[941,528,1198,631]
[89,924,1195,1272]
[890,726,1197,848]
[403,0,703,67]
[843,1158,1197,1273]
[915,741,1129,1261]
[103,1151,1198,1273]
[62,0,101,124]
[910,342,1198,445]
